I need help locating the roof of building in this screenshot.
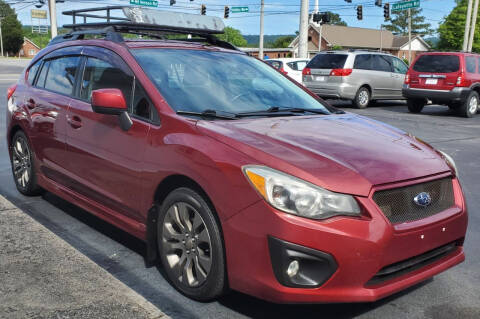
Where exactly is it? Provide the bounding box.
[289,23,430,50]
[23,37,41,50]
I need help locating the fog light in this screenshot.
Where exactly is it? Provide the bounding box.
[286,260,299,277]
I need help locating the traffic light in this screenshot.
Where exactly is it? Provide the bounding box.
[375,0,382,7]
[384,3,390,20]
[357,5,363,20]
[170,0,176,5]
[201,4,206,15]
[322,13,330,24]
[313,13,322,23]
[224,6,229,19]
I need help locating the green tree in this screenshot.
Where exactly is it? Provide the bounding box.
[0,0,23,54]
[271,35,295,48]
[384,8,433,36]
[438,0,480,51]
[325,11,347,26]
[216,26,247,47]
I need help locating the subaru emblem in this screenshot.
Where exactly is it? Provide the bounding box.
[414,192,432,207]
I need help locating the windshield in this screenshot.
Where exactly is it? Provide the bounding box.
[132,49,331,115]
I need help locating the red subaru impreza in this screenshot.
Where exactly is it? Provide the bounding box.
[6,24,467,304]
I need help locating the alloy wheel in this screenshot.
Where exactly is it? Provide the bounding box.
[161,202,212,287]
[469,95,478,115]
[12,136,32,189]
[358,90,369,107]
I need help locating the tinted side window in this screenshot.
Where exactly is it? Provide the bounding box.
[132,79,158,122]
[27,61,41,85]
[80,57,133,105]
[466,56,476,73]
[44,56,80,95]
[413,55,460,73]
[267,61,282,70]
[392,57,408,74]
[36,60,50,88]
[373,55,392,72]
[353,54,372,70]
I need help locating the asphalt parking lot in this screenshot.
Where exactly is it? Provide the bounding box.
[1,60,479,319]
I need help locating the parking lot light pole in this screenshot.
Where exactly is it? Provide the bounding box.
[48,0,58,39]
[467,0,479,52]
[463,0,473,51]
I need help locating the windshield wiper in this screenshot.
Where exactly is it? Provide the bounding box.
[176,109,238,120]
[238,106,331,117]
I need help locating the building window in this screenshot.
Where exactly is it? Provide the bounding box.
[29,49,36,56]
[308,36,312,42]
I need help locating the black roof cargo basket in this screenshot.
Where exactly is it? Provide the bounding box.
[49,6,237,51]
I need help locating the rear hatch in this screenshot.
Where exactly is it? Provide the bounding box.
[303,53,349,85]
[408,54,462,90]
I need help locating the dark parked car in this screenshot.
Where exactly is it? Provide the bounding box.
[403,52,480,117]
[6,7,468,303]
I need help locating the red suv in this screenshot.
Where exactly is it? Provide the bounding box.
[403,52,480,117]
[6,7,468,304]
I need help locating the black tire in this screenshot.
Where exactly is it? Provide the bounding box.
[407,99,425,113]
[10,130,42,196]
[157,187,226,301]
[459,91,479,118]
[353,86,370,109]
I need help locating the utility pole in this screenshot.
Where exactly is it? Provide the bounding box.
[468,0,479,52]
[314,0,322,52]
[48,0,58,39]
[408,8,412,64]
[0,18,4,58]
[298,0,309,58]
[380,25,383,52]
[463,0,474,51]
[259,0,264,60]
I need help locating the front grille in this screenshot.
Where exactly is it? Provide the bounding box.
[366,242,458,286]
[373,177,455,224]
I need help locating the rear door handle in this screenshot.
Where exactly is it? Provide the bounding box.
[26,98,36,109]
[68,115,82,129]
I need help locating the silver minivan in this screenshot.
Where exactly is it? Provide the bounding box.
[303,51,409,108]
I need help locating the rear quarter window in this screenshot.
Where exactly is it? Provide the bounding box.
[413,55,460,73]
[27,61,41,85]
[465,56,476,73]
[353,54,372,70]
[307,54,347,69]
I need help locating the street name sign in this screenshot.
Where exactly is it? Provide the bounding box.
[130,0,158,7]
[31,9,47,19]
[231,6,249,13]
[392,0,420,12]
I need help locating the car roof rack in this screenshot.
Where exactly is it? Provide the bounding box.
[48,6,238,51]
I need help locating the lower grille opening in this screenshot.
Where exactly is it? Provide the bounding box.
[366,242,459,286]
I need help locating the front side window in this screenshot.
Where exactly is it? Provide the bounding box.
[80,57,133,103]
[466,56,476,73]
[132,49,331,115]
[44,56,80,95]
[391,57,408,74]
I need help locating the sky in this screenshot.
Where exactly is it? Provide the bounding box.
[9,0,457,35]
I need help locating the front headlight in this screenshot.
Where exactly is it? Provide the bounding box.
[438,150,458,176]
[7,96,16,113]
[243,165,361,220]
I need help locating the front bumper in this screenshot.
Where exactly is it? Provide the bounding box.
[223,175,467,303]
[402,85,471,104]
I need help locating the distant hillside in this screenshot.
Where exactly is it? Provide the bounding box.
[244,34,295,47]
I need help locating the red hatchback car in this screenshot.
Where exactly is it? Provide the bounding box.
[6,7,468,304]
[403,51,480,117]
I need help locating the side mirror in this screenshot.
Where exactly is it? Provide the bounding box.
[91,88,128,115]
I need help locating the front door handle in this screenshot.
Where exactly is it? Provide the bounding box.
[68,115,82,129]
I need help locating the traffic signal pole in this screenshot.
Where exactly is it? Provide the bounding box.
[298,0,309,58]
[48,0,58,38]
[259,0,264,60]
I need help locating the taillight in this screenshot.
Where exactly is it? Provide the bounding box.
[456,72,468,87]
[302,67,311,76]
[405,73,410,84]
[7,84,17,100]
[279,67,288,75]
[330,68,353,76]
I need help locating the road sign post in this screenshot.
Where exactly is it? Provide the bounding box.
[391,0,420,12]
[231,6,249,13]
[130,0,158,7]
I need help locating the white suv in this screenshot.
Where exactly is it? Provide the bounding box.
[265,58,309,84]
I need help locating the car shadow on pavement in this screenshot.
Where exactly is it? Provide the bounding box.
[217,280,432,319]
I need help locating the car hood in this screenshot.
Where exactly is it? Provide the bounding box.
[197,113,451,196]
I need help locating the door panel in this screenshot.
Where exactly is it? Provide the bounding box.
[371,55,395,99]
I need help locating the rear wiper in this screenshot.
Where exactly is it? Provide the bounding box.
[176,109,238,120]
